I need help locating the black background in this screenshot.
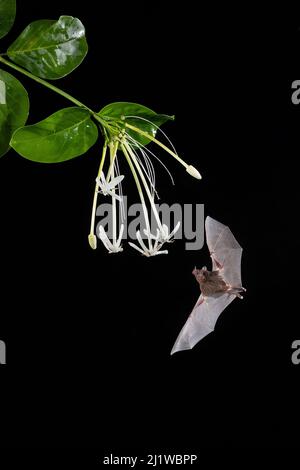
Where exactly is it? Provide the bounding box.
[0,0,299,459]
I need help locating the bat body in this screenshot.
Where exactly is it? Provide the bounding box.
[171,216,246,354]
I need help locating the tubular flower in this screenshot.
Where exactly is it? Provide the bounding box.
[88,104,201,256]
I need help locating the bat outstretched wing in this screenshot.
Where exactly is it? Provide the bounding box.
[206,216,243,288]
[171,292,235,354]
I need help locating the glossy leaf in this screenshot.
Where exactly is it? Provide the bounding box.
[0,68,29,158]
[98,102,174,146]
[10,107,98,163]
[7,16,88,79]
[0,0,16,39]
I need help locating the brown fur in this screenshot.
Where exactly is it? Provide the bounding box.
[193,268,228,297]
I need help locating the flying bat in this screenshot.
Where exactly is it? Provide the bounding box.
[171,216,246,354]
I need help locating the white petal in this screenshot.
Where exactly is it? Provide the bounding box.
[110,245,123,253]
[99,226,115,252]
[106,174,124,190]
[100,171,107,184]
[151,250,168,256]
[100,236,111,252]
[95,176,101,186]
[136,230,150,253]
[162,224,169,237]
[96,173,106,189]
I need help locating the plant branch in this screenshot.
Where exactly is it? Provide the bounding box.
[0,55,106,126]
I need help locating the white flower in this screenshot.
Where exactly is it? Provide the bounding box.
[129,230,168,257]
[99,224,124,253]
[96,171,124,201]
[88,113,201,255]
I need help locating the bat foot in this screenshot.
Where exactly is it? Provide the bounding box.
[229,291,243,299]
[227,285,246,299]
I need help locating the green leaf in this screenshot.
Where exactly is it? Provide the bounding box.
[7,16,88,80]
[10,107,98,163]
[0,0,16,39]
[98,102,174,146]
[0,68,29,158]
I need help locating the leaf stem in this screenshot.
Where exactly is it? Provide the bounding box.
[0,56,107,128]
[0,56,93,110]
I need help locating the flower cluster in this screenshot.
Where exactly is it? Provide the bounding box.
[88,116,201,256]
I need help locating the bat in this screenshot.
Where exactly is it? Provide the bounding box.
[171,216,246,354]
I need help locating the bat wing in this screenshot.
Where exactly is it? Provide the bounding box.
[171,292,235,354]
[206,216,243,287]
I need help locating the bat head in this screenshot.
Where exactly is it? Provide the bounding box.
[192,266,208,282]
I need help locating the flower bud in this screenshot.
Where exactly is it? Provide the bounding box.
[186,165,202,179]
[88,233,97,250]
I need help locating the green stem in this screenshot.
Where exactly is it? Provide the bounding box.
[89,144,107,237]
[109,144,117,244]
[0,56,92,111]
[106,140,118,182]
[0,56,106,127]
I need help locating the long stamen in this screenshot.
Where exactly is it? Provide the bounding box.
[126,132,175,186]
[121,143,152,247]
[126,115,178,157]
[88,144,107,249]
[125,123,201,179]
[128,141,159,199]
